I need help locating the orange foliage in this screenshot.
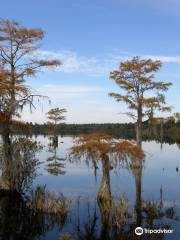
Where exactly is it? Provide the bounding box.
[109,56,172,145]
[70,132,145,166]
[113,140,144,159]
[0,19,61,131]
[109,56,172,119]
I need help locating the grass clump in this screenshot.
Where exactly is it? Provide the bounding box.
[111,195,129,229]
[27,185,69,218]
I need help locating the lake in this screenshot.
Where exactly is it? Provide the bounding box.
[1,135,180,240]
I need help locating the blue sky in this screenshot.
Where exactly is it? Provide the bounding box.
[1,0,180,123]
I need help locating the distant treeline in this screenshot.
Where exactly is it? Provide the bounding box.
[1,119,180,144]
[7,122,135,138]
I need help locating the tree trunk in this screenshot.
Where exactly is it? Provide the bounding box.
[98,199,111,240]
[1,125,13,190]
[97,155,111,240]
[136,105,142,147]
[97,155,111,203]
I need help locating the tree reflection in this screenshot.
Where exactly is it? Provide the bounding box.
[0,134,70,240]
[45,136,66,176]
[68,133,179,240]
[70,132,144,239]
[0,186,69,240]
[0,136,42,193]
[71,133,143,200]
[0,190,49,240]
[69,199,98,240]
[129,145,144,227]
[60,193,179,240]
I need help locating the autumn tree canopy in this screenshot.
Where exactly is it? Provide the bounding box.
[0,19,61,133]
[109,56,172,145]
[71,132,144,204]
[46,108,67,125]
[70,132,144,168]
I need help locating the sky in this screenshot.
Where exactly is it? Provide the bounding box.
[1,0,180,123]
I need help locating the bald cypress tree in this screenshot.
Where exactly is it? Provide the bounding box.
[109,56,172,146]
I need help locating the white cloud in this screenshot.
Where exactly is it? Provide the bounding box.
[33,50,109,75]
[21,50,180,124]
[33,49,180,77]
[144,55,180,64]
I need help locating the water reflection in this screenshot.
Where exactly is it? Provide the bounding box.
[69,199,98,240]
[60,195,178,240]
[0,135,41,193]
[45,136,66,176]
[69,133,145,239]
[0,134,69,239]
[0,134,180,239]
[0,188,68,240]
[0,190,50,240]
[130,147,144,227]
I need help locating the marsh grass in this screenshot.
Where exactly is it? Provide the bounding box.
[27,185,70,219]
[111,195,129,229]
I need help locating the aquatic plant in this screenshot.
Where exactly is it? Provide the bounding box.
[0,137,42,193]
[111,195,129,229]
[27,185,70,218]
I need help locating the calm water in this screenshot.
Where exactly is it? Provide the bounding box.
[1,135,180,240]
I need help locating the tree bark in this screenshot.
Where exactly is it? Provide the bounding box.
[1,125,13,190]
[97,154,111,240]
[97,155,111,203]
[136,104,142,147]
